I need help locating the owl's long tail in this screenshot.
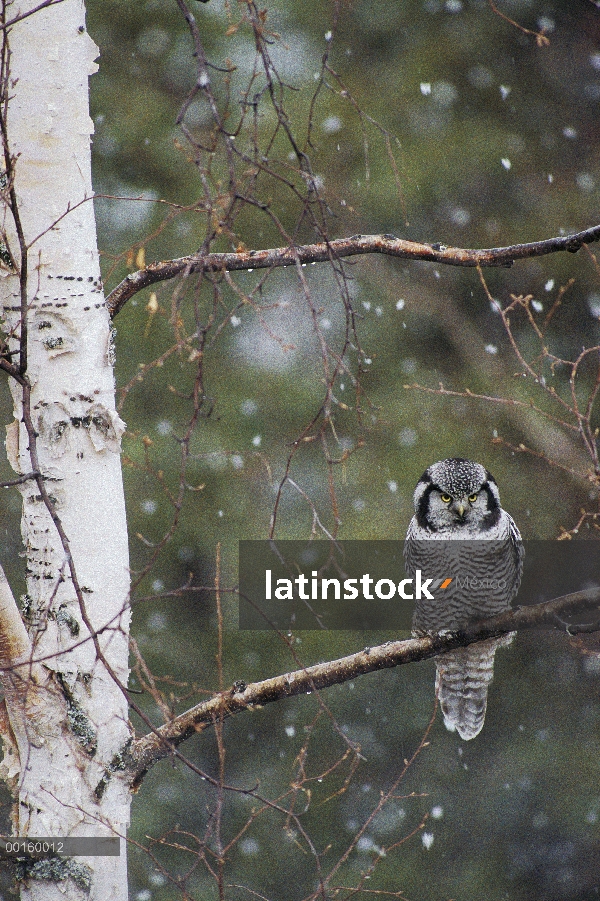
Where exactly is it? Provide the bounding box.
[435,635,513,740]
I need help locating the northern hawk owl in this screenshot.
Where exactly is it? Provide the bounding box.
[405,458,523,740]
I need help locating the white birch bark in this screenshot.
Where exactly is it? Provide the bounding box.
[0,1,131,898]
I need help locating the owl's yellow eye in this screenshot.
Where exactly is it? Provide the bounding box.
[468,493,478,503]
[440,494,452,503]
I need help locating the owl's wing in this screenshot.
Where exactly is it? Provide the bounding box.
[403,516,423,576]
[507,513,524,601]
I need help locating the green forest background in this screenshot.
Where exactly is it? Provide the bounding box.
[3,0,600,899]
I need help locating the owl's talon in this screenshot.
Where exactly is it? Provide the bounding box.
[411,628,429,639]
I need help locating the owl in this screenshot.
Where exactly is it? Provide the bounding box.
[404,458,523,740]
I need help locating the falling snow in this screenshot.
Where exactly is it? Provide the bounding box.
[584,654,600,674]
[448,206,470,227]
[576,173,595,192]
[468,65,493,89]
[431,81,459,107]
[240,838,260,855]
[321,115,342,134]
[587,294,600,318]
[135,891,152,901]
[147,612,168,632]
[537,16,555,32]
[399,427,418,446]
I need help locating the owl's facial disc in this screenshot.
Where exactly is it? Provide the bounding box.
[412,459,503,532]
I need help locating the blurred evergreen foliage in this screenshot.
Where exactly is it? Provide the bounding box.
[89,2,600,899]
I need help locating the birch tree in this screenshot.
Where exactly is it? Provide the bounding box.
[0,1,130,898]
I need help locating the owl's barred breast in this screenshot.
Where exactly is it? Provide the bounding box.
[406,535,522,631]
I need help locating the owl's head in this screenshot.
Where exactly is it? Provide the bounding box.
[413,457,502,532]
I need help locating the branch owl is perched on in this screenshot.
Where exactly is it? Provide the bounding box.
[405,458,523,740]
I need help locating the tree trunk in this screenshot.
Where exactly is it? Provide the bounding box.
[0,1,131,898]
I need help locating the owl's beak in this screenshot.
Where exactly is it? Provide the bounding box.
[455,502,465,518]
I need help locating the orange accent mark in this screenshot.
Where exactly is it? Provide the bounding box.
[440,578,453,589]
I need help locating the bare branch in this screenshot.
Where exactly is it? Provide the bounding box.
[0,471,44,488]
[0,0,67,32]
[488,0,551,46]
[106,224,600,318]
[125,586,600,788]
